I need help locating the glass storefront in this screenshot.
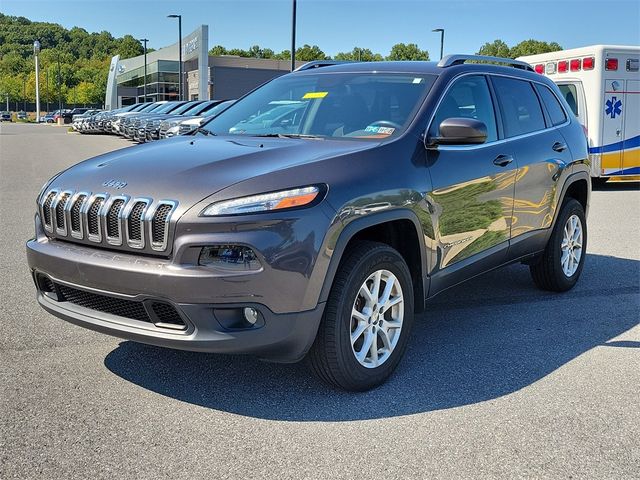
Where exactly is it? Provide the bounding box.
[116,60,181,104]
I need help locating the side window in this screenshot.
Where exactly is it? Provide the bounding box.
[536,84,568,126]
[492,77,546,137]
[558,84,579,116]
[429,75,498,143]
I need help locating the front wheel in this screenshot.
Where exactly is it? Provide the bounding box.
[308,241,414,391]
[530,198,587,292]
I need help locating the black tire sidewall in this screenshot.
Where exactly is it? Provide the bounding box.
[549,199,587,290]
[331,245,414,389]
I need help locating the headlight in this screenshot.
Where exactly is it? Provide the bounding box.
[201,186,321,216]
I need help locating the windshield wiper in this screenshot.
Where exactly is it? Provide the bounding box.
[248,133,324,140]
[194,127,216,136]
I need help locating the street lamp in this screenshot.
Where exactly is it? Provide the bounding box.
[291,0,297,71]
[432,28,445,60]
[139,38,149,102]
[167,14,182,101]
[34,40,41,122]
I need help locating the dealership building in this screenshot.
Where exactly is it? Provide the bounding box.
[105,25,302,109]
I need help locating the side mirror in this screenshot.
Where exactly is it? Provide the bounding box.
[426,117,488,147]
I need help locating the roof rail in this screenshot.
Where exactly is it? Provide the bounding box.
[437,54,534,72]
[294,60,351,72]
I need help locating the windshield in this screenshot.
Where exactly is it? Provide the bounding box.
[202,100,235,117]
[182,101,209,116]
[200,72,435,139]
[172,102,201,115]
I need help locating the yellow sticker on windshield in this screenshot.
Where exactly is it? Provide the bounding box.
[303,91,328,99]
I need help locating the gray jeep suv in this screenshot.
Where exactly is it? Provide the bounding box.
[27,55,590,391]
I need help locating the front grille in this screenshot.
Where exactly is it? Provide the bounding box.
[88,197,104,236]
[70,195,86,233]
[106,199,125,238]
[55,193,70,230]
[39,188,177,254]
[42,191,56,227]
[53,283,186,330]
[151,302,186,326]
[152,204,173,244]
[128,201,146,242]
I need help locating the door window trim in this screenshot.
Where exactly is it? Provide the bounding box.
[426,72,571,151]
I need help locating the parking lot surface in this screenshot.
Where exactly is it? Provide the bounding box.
[1,123,639,479]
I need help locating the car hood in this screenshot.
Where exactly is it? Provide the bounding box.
[49,135,378,209]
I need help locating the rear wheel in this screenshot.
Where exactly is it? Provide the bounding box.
[308,241,414,391]
[530,198,587,292]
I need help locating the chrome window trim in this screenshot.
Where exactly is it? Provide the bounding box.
[103,195,130,246]
[425,71,571,151]
[123,197,152,249]
[148,200,178,252]
[53,190,73,237]
[83,193,108,243]
[66,191,90,239]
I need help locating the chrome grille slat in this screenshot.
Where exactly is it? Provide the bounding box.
[150,201,177,251]
[40,189,177,254]
[68,193,89,239]
[53,191,71,236]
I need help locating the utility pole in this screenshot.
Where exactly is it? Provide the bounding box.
[45,67,49,112]
[57,55,62,110]
[139,38,149,102]
[23,77,27,112]
[432,28,445,60]
[34,40,41,122]
[167,15,183,100]
[291,0,297,71]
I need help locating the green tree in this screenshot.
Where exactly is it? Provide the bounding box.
[477,39,511,58]
[209,45,227,56]
[295,44,328,61]
[334,47,384,62]
[386,43,429,61]
[117,34,143,59]
[509,39,562,58]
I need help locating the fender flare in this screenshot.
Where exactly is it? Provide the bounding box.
[547,169,591,240]
[318,208,429,306]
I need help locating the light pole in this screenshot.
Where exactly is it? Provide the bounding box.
[139,38,149,102]
[167,14,182,101]
[291,0,297,71]
[34,40,41,122]
[57,55,62,111]
[432,28,445,60]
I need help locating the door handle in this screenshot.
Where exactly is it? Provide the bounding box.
[493,154,514,167]
[552,141,568,152]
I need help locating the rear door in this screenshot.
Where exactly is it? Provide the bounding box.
[622,79,640,175]
[602,78,625,175]
[490,76,573,246]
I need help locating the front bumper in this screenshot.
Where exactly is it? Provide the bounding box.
[26,199,332,361]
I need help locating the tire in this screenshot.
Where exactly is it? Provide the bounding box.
[308,241,414,391]
[530,198,587,292]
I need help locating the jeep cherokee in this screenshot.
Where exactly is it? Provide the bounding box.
[27,55,590,391]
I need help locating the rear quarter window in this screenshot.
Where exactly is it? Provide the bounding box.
[492,76,546,138]
[535,84,568,126]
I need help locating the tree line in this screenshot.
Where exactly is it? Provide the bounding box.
[0,13,563,110]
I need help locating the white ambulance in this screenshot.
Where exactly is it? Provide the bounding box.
[518,45,640,181]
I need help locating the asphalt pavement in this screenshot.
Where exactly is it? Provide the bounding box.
[1,123,638,479]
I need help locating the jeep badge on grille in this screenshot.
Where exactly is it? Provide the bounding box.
[102,179,127,189]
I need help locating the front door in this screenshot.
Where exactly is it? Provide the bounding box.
[426,75,516,275]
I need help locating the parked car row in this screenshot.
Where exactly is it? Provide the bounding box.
[74,99,235,142]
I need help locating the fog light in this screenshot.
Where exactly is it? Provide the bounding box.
[199,245,261,271]
[243,307,258,325]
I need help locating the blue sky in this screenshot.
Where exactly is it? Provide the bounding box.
[2,0,639,57]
